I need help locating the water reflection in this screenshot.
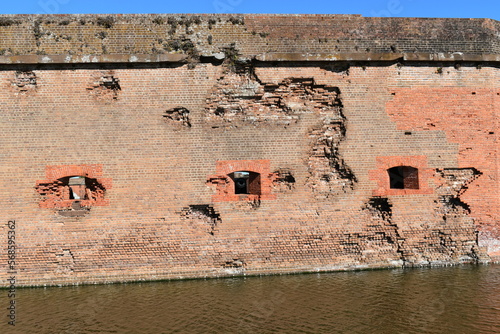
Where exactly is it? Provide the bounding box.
[8,264,500,334]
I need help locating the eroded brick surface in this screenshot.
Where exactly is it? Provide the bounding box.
[87,73,121,100]
[271,169,296,193]
[180,205,221,235]
[164,107,191,128]
[12,70,37,93]
[304,85,356,199]
[35,165,111,211]
[206,75,327,127]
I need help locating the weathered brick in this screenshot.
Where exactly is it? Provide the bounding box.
[0,14,498,287]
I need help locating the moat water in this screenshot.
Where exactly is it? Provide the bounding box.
[6,264,500,334]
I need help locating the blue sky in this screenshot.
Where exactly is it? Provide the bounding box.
[1,0,499,21]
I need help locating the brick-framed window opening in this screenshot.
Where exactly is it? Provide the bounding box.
[231,171,261,195]
[207,160,276,202]
[60,176,106,202]
[36,164,111,209]
[388,166,419,189]
[66,176,89,200]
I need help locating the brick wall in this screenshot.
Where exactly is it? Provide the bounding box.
[386,85,500,258]
[0,15,498,57]
[0,15,498,286]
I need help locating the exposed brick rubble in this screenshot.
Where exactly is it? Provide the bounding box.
[55,249,75,274]
[305,83,356,198]
[206,73,302,127]
[180,205,221,235]
[271,169,296,192]
[163,107,191,128]
[12,71,37,93]
[87,74,121,100]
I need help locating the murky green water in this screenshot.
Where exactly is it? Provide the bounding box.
[4,264,500,334]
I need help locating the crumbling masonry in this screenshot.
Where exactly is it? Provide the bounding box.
[0,14,499,286]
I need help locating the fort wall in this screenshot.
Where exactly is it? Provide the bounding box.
[0,14,498,286]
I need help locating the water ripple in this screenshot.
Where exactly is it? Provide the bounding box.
[8,264,500,334]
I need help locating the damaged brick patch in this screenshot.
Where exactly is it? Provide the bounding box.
[163,106,191,128]
[305,85,356,199]
[263,226,403,267]
[180,205,221,235]
[435,168,482,216]
[399,225,485,266]
[12,71,37,93]
[383,167,485,266]
[271,169,296,192]
[206,76,343,127]
[222,258,246,268]
[87,74,121,100]
[55,249,75,274]
[361,197,405,263]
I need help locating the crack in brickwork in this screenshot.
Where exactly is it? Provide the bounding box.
[206,76,343,127]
